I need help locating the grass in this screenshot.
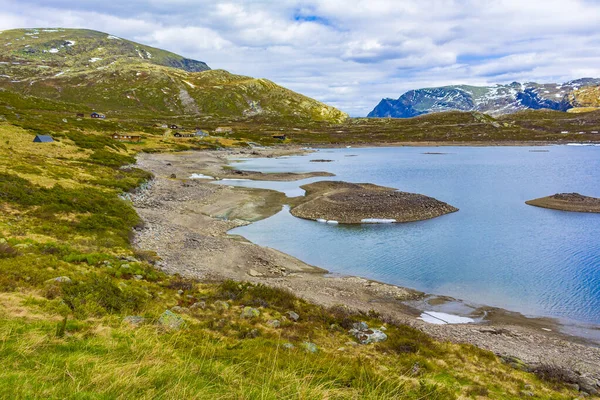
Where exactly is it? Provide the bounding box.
[0,85,592,399]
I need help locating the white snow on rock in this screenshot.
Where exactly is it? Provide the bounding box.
[49,48,59,53]
[65,40,75,46]
[316,219,327,223]
[107,35,121,40]
[89,58,102,63]
[326,220,339,225]
[189,173,214,180]
[418,311,475,325]
[54,71,65,77]
[361,218,396,224]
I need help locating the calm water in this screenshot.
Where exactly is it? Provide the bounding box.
[219,146,600,327]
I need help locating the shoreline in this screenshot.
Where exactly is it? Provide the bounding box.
[131,148,600,380]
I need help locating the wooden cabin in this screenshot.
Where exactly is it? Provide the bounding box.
[91,112,105,119]
[272,134,287,140]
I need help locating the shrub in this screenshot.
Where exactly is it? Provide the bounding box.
[0,243,18,259]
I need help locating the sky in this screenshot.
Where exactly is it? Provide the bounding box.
[1,0,599,116]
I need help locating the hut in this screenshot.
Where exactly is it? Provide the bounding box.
[169,124,179,129]
[33,135,54,143]
[91,112,105,119]
[76,113,85,118]
[173,133,194,138]
[272,134,287,140]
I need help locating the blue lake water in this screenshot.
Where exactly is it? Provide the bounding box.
[219,146,600,328]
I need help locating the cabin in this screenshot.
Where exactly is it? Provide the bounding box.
[215,127,232,133]
[111,134,141,143]
[173,132,194,138]
[592,131,599,134]
[76,113,85,118]
[91,112,105,119]
[169,124,179,129]
[272,134,287,140]
[33,135,54,143]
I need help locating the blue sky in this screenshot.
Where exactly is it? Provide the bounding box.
[1,0,599,116]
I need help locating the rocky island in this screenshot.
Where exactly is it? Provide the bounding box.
[290,181,458,224]
[526,193,600,213]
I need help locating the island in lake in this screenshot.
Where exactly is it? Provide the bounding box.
[526,193,600,213]
[290,181,458,224]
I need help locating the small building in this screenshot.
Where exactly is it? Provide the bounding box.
[169,124,179,129]
[111,134,141,143]
[76,113,85,118]
[91,112,105,119]
[560,131,569,134]
[215,127,232,133]
[33,135,54,143]
[272,134,287,140]
[591,131,599,134]
[173,132,194,138]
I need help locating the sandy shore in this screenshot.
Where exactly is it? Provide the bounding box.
[132,149,600,381]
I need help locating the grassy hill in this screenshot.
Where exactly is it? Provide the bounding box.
[0,28,347,123]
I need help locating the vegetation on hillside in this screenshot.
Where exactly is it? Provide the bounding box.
[0,87,591,398]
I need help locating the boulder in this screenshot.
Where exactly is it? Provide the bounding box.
[213,300,230,311]
[302,342,318,353]
[349,321,388,344]
[267,319,281,328]
[158,310,185,330]
[286,311,300,322]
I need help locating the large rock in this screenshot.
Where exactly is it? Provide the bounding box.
[240,307,260,319]
[349,322,388,344]
[158,310,185,330]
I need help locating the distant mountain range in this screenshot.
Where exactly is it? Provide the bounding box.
[0,28,347,122]
[368,79,600,118]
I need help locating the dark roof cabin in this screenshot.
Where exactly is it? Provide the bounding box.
[173,132,194,138]
[272,134,287,140]
[91,112,105,119]
[169,124,179,129]
[33,135,54,143]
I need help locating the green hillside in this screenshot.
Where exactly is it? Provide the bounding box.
[0,28,347,122]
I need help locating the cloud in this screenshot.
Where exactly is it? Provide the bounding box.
[0,0,599,116]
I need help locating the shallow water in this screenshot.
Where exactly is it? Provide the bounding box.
[219,146,600,328]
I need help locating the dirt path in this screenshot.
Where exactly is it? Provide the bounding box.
[132,149,600,383]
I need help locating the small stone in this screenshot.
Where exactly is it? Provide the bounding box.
[248,269,264,277]
[50,276,71,283]
[240,307,260,319]
[267,319,281,328]
[352,322,369,331]
[282,343,294,349]
[519,391,534,397]
[123,316,145,327]
[134,275,143,280]
[177,290,184,295]
[121,264,131,269]
[158,310,185,330]
[170,173,177,179]
[523,384,533,390]
[286,311,300,322]
[302,342,318,353]
[190,301,206,310]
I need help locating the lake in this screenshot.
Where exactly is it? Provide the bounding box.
[216,146,600,329]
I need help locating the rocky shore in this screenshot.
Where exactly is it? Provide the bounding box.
[291,181,458,224]
[131,149,600,384]
[526,193,600,213]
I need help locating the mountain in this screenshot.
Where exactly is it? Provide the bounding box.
[368,79,600,118]
[0,28,347,122]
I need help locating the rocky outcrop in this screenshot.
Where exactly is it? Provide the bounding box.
[290,181,458,224]
[526,193,600,213]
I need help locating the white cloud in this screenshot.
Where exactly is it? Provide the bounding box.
[0,0,599,115]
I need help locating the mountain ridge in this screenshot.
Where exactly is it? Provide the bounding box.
[0,28,347,122]
[368,78,600,118]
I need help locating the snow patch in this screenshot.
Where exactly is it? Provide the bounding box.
[361,218,396,224]
[183,80,196,89]
[54,71,65,77]
[89,57,102,63]
[220,178,251,181]
[48,48,59,53]
[326,220,339,225]
[418,311,475,325]
[107,35,121,40]
[65,40,75,46]
[189,173,214,180]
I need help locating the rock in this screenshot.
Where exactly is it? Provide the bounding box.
[171,306,189,314]
[158,310,185,330]
[121,264,131,269]
[302,342,318,353]
[177,290,184,295]
[213,300,230,311]
[282,343,294,350]
[50,276,71,283]
[248,269,264,277]
[190,301,206,310]
[123,316,145,327]
[267,319,281,328]
[349,321,388,344]
[578,376,599,395]
[134,275,143,280]
[286,311,300,322]
[520,391,534,397]
[565,383,579,391]
[240,307,260,319]
[170,173,177,179]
